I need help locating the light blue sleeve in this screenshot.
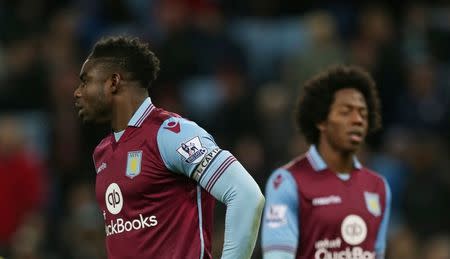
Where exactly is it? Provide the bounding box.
[157,117,219,178]
[264,250,295,259]
[375,177,391,259]
[205,159,265,259]
[157,116,265,259]
[262,168,299,259]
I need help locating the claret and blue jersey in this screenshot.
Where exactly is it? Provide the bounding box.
[262,145,391,259]
[93,97,261,259]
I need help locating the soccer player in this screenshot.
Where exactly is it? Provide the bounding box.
[73,36,265,259]
[261,65,391,259]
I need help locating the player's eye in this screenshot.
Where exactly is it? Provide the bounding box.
[360,109,368,119]
[339,108,351,115]
[78,81,87,89]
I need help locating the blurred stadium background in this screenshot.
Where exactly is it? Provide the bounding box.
[0,1,449,258]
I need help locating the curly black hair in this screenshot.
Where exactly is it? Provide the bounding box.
[88,35,160,89]
[296,65,382,144]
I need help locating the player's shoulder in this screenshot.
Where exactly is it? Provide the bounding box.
[92,134,112,163]
[93,135,111,154]
[266,167,298,196]
[268,167,294,183]
[359,166,388,190]
[155,109,210,138]
[154,109,215,158]
[144,107,182,127]
[149,108,204,134]
[360,167,385,181]
[281,154,312,177]
[266,155,310,190]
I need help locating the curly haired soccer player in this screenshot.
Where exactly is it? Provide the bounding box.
[74,36,264,259]
[262,65,391,259]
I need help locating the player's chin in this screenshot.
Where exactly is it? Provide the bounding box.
[78,111,93,123]
[345,140,362,152]
[80,116,93,124]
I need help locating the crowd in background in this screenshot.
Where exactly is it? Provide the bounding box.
[0,1,449,258]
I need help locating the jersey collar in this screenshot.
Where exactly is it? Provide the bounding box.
[306,145,362,172]
[128,97,155,127]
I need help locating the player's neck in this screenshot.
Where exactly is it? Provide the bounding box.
[317,141,354,173]
[111,93,148,132]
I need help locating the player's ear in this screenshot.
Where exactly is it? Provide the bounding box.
[110,73,122,94]
[317,121,326,132]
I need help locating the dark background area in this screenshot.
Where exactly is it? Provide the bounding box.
[0,1,449,258]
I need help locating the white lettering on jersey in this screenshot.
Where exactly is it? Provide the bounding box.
[266,204,288,228]
[313,214,373,259]
[192,148,221,181]
[105,214,158,236]
[103,182,159,236]
[97,162,107,174]
[314,246,375,259]
[315,237,342,249]
[314,237,375,259]
[312,195,342,206]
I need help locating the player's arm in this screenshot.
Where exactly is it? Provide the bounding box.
[374,177,391,259]
[157,117,265,259]
[200,153,265,259]
[261,169,299,259]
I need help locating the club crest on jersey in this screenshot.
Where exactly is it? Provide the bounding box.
[126,150,142,178]
[364,192,381,217]
[177,136,207,163]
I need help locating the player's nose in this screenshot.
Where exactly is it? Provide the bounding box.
[74,86,82,99]
[350,111,364,125]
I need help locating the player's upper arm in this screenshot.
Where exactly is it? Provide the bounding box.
[375,177,391,259]
[262,168,299,258]
[157,117,220,179]
[157,117,264,259]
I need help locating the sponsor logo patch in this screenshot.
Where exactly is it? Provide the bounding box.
[177,136,207,163]
[105,183,123,215]
[103,183,159,237]
[341,214,367,245]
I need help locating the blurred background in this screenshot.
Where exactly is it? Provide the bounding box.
[0,0,449,258]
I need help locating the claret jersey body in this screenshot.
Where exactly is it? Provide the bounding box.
[93,98,237,259]
[262,146,391,259]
